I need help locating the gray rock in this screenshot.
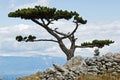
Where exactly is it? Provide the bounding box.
[87,66,100,73]
[112,72,118,76]
[116,65,120,69]
[97,62,102,67]
[96,56,102,62]
[64,56,83,68]
[113,53,120,59]
[105,52,113,59]
[113,58,120,63]
[116,70,120,73]
[71,66,87,74]
[53,64,68,72]
[105,62,112,67]
[107,68,115,73]
[80,60,87,67]
[112,62,118,66]
[45,68,56,74]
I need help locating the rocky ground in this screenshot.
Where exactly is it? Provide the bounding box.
[17,53,120,80]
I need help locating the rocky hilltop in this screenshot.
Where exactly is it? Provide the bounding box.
[17,53,120,80]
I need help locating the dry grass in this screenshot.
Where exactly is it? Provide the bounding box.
[17,72,120,80]
[17,75,41,80]
[77,74,120,80]
[17,72,42,80]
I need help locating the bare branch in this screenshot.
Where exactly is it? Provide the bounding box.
[46,19,54,26]
[53,28,68,36]
[34,39,58,43]
[75,45,94,48]
[52,22,79,40]
[41,19,46,25]
[31,19,45,27]
[70,22,79,35]
[61,22,79,39]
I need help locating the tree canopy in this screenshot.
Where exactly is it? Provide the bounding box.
[8,6,87,24]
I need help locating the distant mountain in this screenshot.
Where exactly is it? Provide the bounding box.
[0,55,66,80]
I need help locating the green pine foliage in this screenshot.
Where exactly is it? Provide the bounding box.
[81,40,114,48]
[16,35,36,42]
[8,6,87,24]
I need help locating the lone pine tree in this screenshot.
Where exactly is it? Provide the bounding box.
[8,6,114,60]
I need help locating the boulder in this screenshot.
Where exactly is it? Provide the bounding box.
[45,68,56,74]
[112,72,118,76]
[105,52,113,59]
[64,56,83,69]
[113,53,120,59]
[71,65,87,74]
[53,64,68,72]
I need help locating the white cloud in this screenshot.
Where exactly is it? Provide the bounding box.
[0,21,120,57]
[0,51,44,57]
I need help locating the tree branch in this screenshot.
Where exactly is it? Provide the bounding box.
[31,19,61,40]
[61,22,79,39]
[46,19,54,26]
[75,45,94,48]
[41,19,46,25]
[53,28,68,36]
[70,22,79,35]
[31,19,45,28]
[34,39,58,43]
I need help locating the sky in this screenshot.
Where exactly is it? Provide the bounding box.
[0,0,120,58]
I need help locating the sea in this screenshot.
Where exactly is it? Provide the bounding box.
[0,56,66,80]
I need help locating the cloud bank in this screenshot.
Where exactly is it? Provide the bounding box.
[0,21,120,57]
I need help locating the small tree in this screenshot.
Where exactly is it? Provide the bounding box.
[94,48,100,56]
[81,40,114,56]
[8,6,114,60]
